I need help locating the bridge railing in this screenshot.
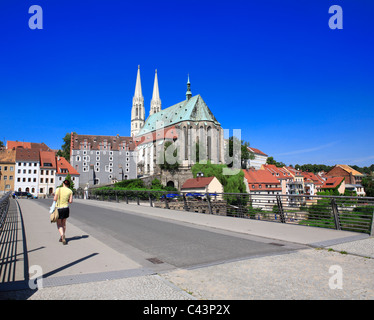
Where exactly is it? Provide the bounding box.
[0,192,12,234]
[76,189,374,235]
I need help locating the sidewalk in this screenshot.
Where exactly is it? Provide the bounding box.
[0,198,373,300]
[0,199,194,300]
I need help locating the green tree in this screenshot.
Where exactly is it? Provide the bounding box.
[191,162,246,193]
[266,156,285,168]
[362,176,374,197]
[57,132,75,163]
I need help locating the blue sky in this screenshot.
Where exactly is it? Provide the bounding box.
[1,0,373,167]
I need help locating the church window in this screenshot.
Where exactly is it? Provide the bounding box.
[207,127,212,161]
[183,127,188,160]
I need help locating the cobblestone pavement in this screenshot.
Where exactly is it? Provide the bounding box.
[162,247,374,300]
[1,274,195,300]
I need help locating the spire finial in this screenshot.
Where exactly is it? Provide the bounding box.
[186,74,192,100]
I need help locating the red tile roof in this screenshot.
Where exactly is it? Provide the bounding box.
[40,151,57,169]
[243,169,281,191]
[302,172,324,185]
[321,177,344,189]
[181,176,215,189]
[247,147,268,156]
[262,164,292,179]
[56,156,80,176]
[15,148,40,162]
[7,141,51,151]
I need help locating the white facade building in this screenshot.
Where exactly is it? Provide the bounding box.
[14,148,40,196]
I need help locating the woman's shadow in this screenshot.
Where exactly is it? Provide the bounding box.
[66,235,89,243]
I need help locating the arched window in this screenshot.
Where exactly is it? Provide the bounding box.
[167,181,175,188]
[207,126,212,161]
[183,126,188,160]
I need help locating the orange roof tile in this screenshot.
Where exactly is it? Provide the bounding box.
[7,141,51,151]
[243,169,282,191]
[321,177,344,189]
[336,165,364,176]
[181,176,215,189]
[56,157,80,176]
[262,164,293,179]
[40,151,57,169]
[247,147,268,156]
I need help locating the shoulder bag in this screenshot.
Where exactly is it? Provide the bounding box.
[50,189,60,223]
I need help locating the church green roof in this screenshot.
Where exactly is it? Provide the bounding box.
[136,95,220,136]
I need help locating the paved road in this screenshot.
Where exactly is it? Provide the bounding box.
[35,199,304,270]
[1,198,373,300]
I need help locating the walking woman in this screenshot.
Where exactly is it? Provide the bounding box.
[54,179,73,245]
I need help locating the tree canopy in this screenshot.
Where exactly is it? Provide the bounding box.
[192,162,247,194]
[57,132,75,163]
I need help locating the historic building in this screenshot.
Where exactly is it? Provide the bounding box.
[69,66,225,189]
[70,133,137,187]
[5,141,78,197]
[132,67,225,188]
[0,149,16,195]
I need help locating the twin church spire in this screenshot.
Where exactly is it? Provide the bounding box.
[131,66,192,137]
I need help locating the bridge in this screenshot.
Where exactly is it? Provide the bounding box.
[0,193,374,300]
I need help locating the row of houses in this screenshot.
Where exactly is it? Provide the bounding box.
[0,141,79,196]
[178,163,366,208]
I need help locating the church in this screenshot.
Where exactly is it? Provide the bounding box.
[131,66,225,188]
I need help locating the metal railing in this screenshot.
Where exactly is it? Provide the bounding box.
[0,191,11,233]
[76,189,374,235]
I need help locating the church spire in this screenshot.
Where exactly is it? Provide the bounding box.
[150,69,161,116]
[131,65,145,137]
[134,65,143,99]
[186,74,192,100]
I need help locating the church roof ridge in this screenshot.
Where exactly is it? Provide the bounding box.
[136,94,220,137]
